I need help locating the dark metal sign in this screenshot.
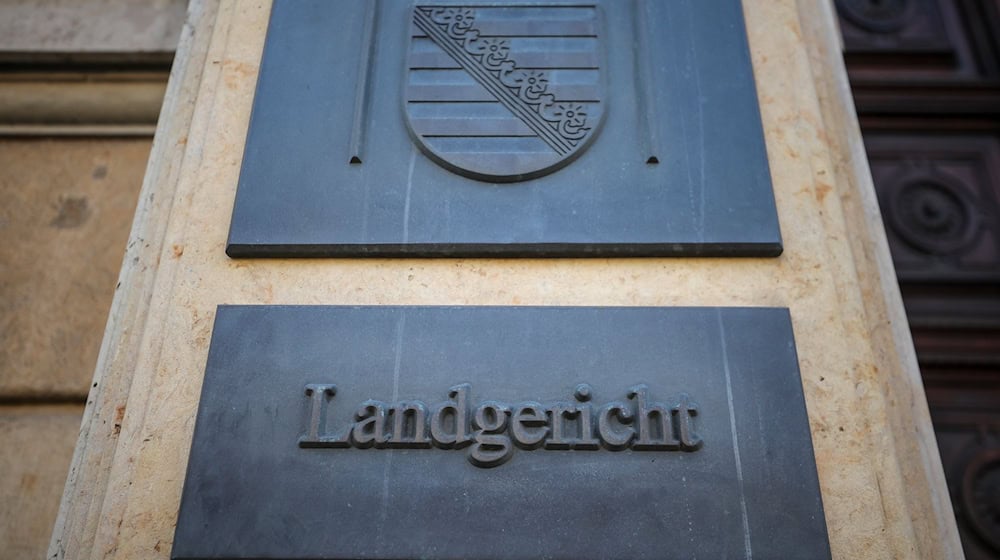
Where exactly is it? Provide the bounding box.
[298,381,702,468]
[405,4,605,181]
[226,0,782,258]
[172,306,830,560]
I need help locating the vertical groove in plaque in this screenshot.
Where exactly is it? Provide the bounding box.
[633,0,660,165]
[348,0,380,165]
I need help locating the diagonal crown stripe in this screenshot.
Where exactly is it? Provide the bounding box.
[413,10,573,155]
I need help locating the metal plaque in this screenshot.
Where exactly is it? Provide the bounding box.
[226,0,782,257]
[405,5,606,182]
[172,306,830,560]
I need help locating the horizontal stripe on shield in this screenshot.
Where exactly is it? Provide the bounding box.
[416,6,596,21]
[409,69,599,86]
[409,50,598,70]
[425,136,553,153]
[415,5,597,21]
[411,117,534,137]
[412,20,595,38]
[410,36,598,54]
[407,102,524,119]
[408,36,600,70]
[407,85,599,102]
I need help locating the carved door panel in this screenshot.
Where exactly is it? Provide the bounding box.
[837,1,1000,557]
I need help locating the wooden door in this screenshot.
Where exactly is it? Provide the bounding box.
[837,1,1000,556]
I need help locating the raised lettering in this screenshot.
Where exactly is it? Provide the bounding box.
[388,400,431,449]
[468,401,512,468]
[629,384,680,451]
[430,383,472,449]
[597,401,634,451]
[573,384,600,450]
[544,402,577,450]
[298,384,350,448]
[351,400,390,448]
[300,382,702,467]
[511,402,548,449]
[674,392,702,451]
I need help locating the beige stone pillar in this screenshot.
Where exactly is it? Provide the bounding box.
[48,1,963,558]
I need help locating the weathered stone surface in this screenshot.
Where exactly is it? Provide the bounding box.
[0,0,185,58]
[0,405,84,560]
[0,139,150,399]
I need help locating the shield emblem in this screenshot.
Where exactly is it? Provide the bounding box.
[405,3,606,182]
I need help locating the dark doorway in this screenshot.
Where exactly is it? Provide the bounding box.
[836,1,1000,557]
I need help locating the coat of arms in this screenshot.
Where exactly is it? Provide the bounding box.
[405,3,606,182]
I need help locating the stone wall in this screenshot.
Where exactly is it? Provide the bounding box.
[0,139,152,560]
[0,2,184,558]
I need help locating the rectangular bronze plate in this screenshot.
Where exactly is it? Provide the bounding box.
[172,306,829,559]
[225,0,781,257]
